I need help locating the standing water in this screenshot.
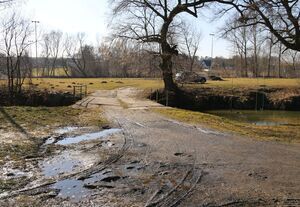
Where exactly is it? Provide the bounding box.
[56,129,122,145]
[206,110,300,126]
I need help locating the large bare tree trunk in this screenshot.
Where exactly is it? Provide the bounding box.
[160,53,177,91]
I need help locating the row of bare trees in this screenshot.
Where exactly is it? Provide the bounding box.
[222,15,300,78]
[110,0,300,91]
[0,10,33,100]
[36,32,163,78]
[1,0,299,96]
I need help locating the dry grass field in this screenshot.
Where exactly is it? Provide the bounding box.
[1,77,299,93]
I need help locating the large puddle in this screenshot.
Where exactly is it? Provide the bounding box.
[206,110,300,126]
[56,129,122,145]
[50,169,120,201]
[42,151,87,177]
[40,127,124,201]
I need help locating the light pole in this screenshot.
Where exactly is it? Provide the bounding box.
[209,33,215,70]
[32,20,40,77]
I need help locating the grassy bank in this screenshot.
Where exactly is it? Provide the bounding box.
[154,108,300,143]
[0,106,108,161]
[0,106,107,132]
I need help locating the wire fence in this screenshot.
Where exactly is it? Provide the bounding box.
[73,85,87,99]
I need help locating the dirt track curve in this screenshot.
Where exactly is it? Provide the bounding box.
[74,87,300,206]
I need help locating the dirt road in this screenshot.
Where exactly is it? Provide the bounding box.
[1,87,299,206]
[75,87,300,206]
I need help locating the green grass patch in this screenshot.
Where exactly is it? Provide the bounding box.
[0,106,107,131]
[154,108,300,143]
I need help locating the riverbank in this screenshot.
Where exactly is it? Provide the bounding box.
[151,85,300,142]
[153,86,300,111]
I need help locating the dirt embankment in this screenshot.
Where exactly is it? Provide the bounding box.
[152,87,300,111]
[0,89,80,107]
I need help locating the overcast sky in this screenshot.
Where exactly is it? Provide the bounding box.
[22,0,231,58]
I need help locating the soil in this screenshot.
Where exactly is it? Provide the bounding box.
[0,87,299,206]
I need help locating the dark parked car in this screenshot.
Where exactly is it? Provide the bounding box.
[175,71,207,84]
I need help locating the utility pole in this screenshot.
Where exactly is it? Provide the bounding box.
[209,33,215,71]
[32,20,40,78]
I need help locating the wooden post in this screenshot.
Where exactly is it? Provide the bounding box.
[156,90,159,102]
[80,86,83,99]
[261,92,265,111]
[255,91,258,111]
[166,90,169,106]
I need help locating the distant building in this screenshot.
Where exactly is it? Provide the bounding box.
[200,58,212,70]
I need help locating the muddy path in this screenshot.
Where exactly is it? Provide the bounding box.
[1,87,300,206]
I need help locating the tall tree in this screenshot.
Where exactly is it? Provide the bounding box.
[226,0,300,51]
[111,0,227,91]
[181,23,202,72]
[41,30,63,76]
[0,12,33,99]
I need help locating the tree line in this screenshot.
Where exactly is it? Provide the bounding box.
[0,0,299,97]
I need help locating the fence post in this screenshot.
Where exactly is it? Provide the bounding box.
[85,85,87,97]
[255,90,258,111]
[73,86,76,98]
[230,95,233,112]
[261,92,265,111]
[166,90,169,106]
[156,90,159,102]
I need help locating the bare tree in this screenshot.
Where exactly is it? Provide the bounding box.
[0,11,33,99]
[222,17,250,77]
[225,0,300,52]
[64,33,91,77]
[277,42,283,78]
[111,0,229,91]
[282,49,299,77]
[266,34,275,77]
[249,23,264,77]
[180,23,202,72]
[41,30,63,76]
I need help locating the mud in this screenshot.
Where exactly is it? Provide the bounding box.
[1,87,299,206]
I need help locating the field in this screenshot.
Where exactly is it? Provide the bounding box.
[1,77,300,143]
[28,78,300,93]
[1,78,299,94]
[26,78,163,93]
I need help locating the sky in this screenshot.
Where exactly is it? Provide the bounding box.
[22,0,231,58]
